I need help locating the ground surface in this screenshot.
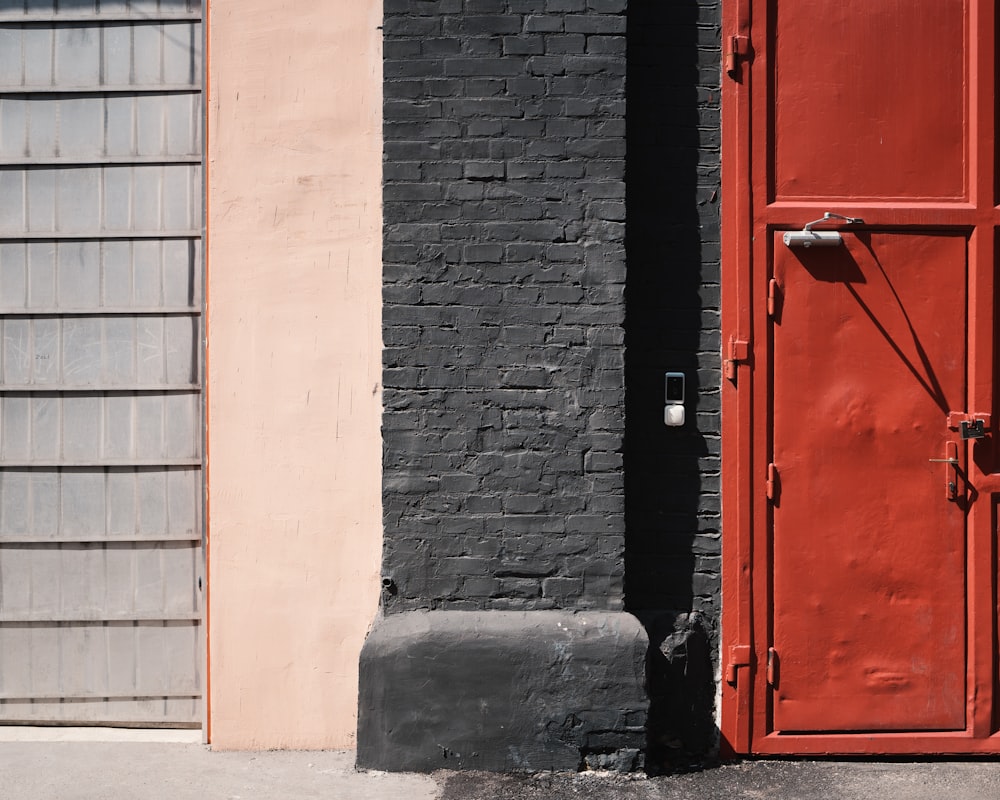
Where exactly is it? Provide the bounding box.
[2,736,1000,800]
[438,760,1000,800]
[0,741,436,800]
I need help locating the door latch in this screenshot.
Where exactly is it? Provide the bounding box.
[961,420,986,440]
[929,441,960,501]
[947,412,991,440]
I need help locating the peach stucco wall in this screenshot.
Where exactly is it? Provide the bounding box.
[206,0,382,748]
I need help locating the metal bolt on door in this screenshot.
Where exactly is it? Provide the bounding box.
[0,1,204,727]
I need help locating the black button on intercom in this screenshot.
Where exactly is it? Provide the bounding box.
[665,372,685,403]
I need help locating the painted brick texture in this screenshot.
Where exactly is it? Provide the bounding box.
[623,0,722,760]
[624,1,721,620]
[382,0,628,612]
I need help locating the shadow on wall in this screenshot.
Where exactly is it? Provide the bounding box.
[624,0,721,771]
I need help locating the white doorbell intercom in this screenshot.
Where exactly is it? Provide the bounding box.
[664,372,685,427]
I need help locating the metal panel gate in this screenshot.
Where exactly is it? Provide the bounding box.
[0,1,203,726]
[721,0,1000,755]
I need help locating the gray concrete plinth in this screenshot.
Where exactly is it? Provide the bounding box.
[357,610,648,773]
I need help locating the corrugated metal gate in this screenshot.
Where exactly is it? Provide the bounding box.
[0,1,203,726]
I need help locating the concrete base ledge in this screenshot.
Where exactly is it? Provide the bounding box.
[356,610,648,773]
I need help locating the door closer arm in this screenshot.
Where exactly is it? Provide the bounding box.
[782,212,866,248]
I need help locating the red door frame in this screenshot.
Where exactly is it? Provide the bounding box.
[720,0,1000,755]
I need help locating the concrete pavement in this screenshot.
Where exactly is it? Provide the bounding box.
[1,734,1000,800]
[0,739,437,800]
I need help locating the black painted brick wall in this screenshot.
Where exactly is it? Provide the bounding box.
[624,0,722,761]
[382,0,628,612]
[624,0,721,622]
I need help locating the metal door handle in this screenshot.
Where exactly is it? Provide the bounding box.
[930,442,959,501]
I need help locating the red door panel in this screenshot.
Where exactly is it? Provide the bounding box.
[773,0,967,202]
[722,0,998,753]
[772,232,967,732]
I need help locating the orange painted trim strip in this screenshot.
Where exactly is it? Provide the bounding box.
[202,0,212,745]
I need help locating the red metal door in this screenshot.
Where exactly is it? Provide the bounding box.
[772,232,967,733]
[721,0,1000,753]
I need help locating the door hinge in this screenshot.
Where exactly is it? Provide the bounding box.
[725,34,751,79]
[767,278,782,318]
[725,644,752,686]
[766,462,779,501]
[725,337,750,381]
[766,647,778,687]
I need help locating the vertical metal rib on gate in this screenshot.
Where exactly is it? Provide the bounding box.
[0,2,203,728]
